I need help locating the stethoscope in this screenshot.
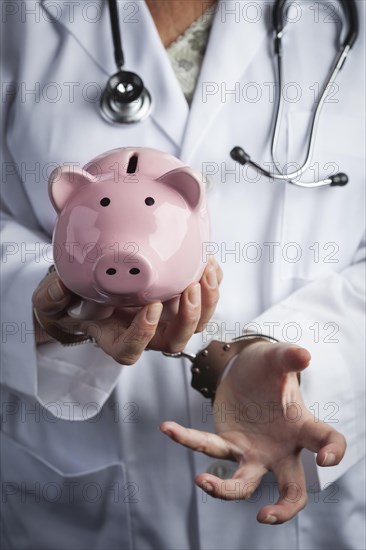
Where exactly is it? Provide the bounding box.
[100,0,359,188]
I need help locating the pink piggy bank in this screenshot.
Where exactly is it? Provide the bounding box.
[49,147,210,314]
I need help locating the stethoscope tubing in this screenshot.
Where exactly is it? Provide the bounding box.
[230,0,358,188]
[260,44,351,186]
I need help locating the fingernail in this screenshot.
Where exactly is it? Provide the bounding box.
[203,482,214,493]
[263,514,277,524]
[48,281,64,302]
[322,452,336,466]
[188,284,201,306]
[205,266,217,288]
[146,303,163,324]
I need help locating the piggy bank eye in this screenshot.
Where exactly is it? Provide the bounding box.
[100,197,110,207]
[145,197,155,206]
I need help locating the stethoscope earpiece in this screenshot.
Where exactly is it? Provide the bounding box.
[100,70,152,124]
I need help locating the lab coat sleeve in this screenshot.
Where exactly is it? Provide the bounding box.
[0,210,125,420]
[252,239,365,488]
[0,11,124,420]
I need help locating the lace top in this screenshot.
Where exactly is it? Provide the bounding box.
[166,8,215,105]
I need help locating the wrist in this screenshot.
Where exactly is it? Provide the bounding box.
[33,307,96,347]
[191,333,279,402]
[33,311,55,345]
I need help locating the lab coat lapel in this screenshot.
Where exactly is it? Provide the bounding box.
[40,0,189,149]
[121,1,189,148]
[39,0,115,75]
[180,0,269,163]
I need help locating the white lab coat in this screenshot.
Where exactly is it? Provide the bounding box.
[1,1,365,549]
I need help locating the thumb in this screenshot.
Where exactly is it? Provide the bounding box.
[261,342,311,376]
[32,271,73,317]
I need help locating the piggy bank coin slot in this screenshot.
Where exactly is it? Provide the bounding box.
[126,155,138,174]
[145,197,155,206]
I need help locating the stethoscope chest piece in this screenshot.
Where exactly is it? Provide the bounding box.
[100,70,152,124]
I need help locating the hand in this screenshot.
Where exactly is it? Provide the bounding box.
[160,340,346,524]
[32,258,222,364]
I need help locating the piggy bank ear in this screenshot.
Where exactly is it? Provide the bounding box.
[157,167,204,209]
[49,167,95,213]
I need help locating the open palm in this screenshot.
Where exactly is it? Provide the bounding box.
[161,341,346,524]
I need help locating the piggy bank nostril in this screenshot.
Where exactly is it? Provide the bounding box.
[129,268,140,275]
[106,268,117,275]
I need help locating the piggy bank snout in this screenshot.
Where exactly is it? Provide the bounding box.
[94,251,154,299]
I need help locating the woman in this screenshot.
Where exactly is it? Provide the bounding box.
[1,1,365,548]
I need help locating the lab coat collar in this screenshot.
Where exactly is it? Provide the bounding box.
[40,0,268,154]
[180,0,270,163]
[39,0,115,75]
[40,0,189,149]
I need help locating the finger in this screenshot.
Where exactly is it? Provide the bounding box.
[215,261,223,285]
[32,271,72,316]
[195,463,267,501]
[206,257,223,285]
[261,342,311,376]
[299,418,347,467]
[83,302,163,365]
[257,456,308,524]
[159,284,201,353]
[160,421,237,460]
[195,263,220,332]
